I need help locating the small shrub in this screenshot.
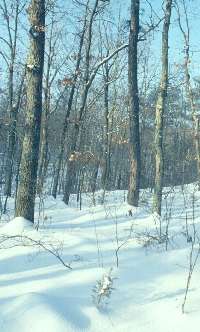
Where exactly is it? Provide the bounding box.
[92,268,115,308]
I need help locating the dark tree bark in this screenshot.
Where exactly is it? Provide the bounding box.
[15,0,45,222]
[37,23,52,195]
[127,0,141,207]
[153,0,172,216]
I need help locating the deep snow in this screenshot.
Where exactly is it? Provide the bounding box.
[1,185,200,331]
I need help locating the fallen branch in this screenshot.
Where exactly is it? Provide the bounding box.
[0,234,72,269]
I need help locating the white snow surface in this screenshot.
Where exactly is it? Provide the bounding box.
[1,186,200,331]
[1,216,34,235]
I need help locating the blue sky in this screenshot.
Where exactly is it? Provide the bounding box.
[110,0,200,76]
[0,0,200,83]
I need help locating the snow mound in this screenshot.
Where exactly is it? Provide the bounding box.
[1,292,76,332]
[0,217,34,236]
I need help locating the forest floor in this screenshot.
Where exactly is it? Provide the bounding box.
[1,185,200,331]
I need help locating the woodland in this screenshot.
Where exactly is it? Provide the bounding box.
[1,1,200,331]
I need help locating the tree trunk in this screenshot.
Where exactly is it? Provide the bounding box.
[15,0,45,222]
[4,71,25,204]
[194,115,200,189]
[153,0,172,216]
[176,0,200,190]
[127,0,141,207]
[37,117,49,194]
[4,65,14,197]
[37,72,50,195]
[63,124,80,205]
[51,6,88,199]
[101,59,110,203]
[62,0,99,204]
[3,1,20,198]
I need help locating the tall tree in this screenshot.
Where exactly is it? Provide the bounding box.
[63,0,101,205]
[15,0,45,222]
[0,0,21,198]
[127,0,141,207]
[51,3,88,199]
[62,12,127,204]
[37,13,64,195]
[176,0,200,190]
[153,0,172,216]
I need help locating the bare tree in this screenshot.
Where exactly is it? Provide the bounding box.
[37,12,66,195]
[153,0,172,217]
[127,0,141,207]
[15,0,45,222]
[0,0,24,198]
[176,0,200,190]
[51,2,89,199]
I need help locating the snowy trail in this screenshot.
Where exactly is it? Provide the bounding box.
[1,187,200,331]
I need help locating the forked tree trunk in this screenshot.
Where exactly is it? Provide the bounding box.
[127,0,141,207]
[153,0,172,216]
[15,0,45,222]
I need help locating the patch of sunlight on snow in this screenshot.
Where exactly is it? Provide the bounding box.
[0,217,34,236]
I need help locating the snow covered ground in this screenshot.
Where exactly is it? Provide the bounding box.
[1,185,200,331]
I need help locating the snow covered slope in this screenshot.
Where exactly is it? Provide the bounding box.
[1,186,200,331]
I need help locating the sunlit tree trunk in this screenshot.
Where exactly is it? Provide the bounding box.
[194,115,200,189]
[153,0,172,216]
[37,34,51,195]
[127,0,141,207]
[101,57,111,203]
